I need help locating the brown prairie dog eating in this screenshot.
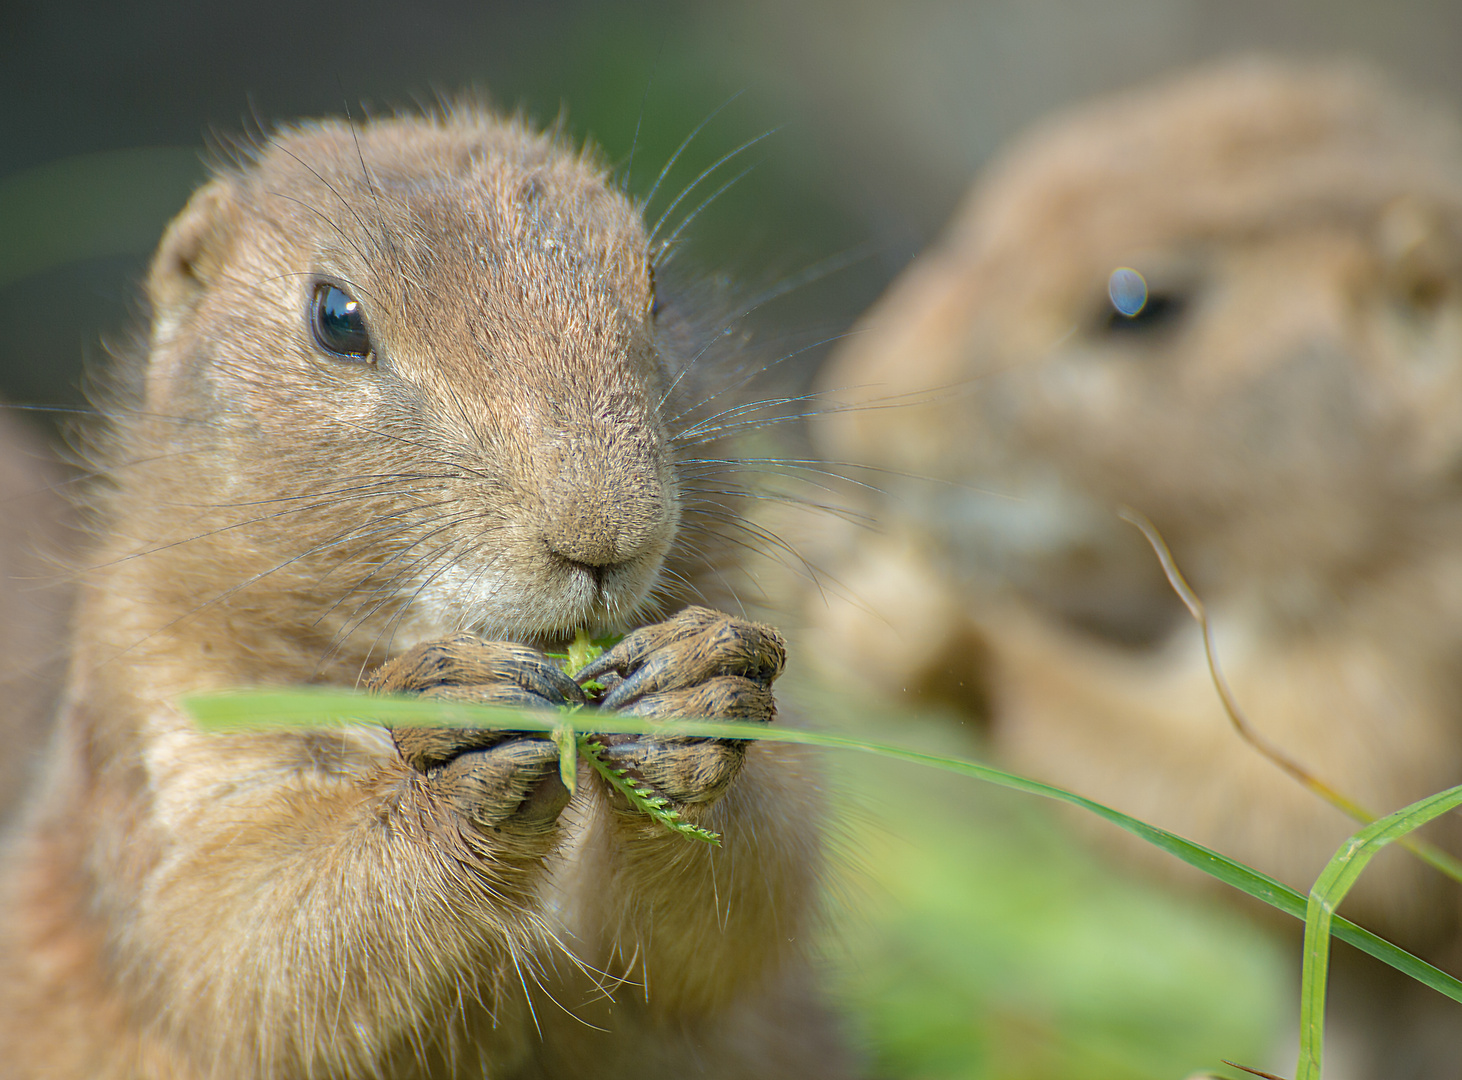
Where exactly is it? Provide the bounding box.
[811,57,1462,954]
[0,105,849,1078]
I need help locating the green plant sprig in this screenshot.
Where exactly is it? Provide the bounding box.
[577,736,722,845]
[545,629,719,844]
[183,685,1462,1011]
[1118,508,1462,1076]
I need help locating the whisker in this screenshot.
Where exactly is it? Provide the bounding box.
[683,454,1016,500]
[641,89,747,212]
[621,34,666,194]
[81,486,451,573]
[343,96,401,282]
[681,483,874,529]
[668,333,865,437]
[733,244,881,319]
[262,187,376,278]
[90,499,471,663]
[271,142,378,264]
[649,127,776,244]
[654,158,762,252]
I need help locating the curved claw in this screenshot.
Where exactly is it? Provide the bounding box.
[577,607,785,714]
[574,610,785,811]
[575,631,656,686]
[371,634,585,706]
[598,649,680,711]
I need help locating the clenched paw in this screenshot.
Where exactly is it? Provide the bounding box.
[368,634,583,829]
[575,607,785,806]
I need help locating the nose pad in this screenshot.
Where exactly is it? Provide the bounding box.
[540,494,666,575]
[536,438,675,575]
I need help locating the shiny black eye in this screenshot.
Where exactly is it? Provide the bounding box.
[309,282,372,360]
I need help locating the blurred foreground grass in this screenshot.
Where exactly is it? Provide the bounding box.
[796,680,1289,1080]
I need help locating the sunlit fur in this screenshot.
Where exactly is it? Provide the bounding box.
[0,104,846,1078]
[813,56,1462,986]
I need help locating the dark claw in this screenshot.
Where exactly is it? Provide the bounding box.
[481,644,585,705]
[573,609,784,808]
[597,649,677,711]
[574,608,725,686]
[575,640,642,685]
[579,608,785,714]
[370,634,585,706]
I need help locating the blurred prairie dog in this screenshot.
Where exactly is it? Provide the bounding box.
[0,107,849,1078]
[812,58,1462,949]
[0,411,70,830]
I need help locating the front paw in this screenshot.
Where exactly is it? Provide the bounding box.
[368,634,582,829]
[575,608,785,806]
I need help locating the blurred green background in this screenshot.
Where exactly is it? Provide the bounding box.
[803,684,1290,1080]
[7,0,1462,419]
[6,1,1462,1075]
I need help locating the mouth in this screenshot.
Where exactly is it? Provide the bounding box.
[526,630,576,655]
[521,558,662,648]
[520,609,643,656]
[402,541,665,654]
[491,601,643,656]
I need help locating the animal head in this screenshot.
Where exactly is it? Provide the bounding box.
[819,58,1462,640]
[93,106,732,673]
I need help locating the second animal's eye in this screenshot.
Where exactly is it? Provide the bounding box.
[1106,291,1186,333]
[309,282,373,360]
[1101,267,1187,336]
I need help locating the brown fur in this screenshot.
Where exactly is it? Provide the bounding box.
[0,105,849,1078]
[811,55,1462,1010]
[0,410,71,832]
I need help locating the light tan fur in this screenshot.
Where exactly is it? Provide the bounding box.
[0,105,849,1078]
[0,410,71,831]
[811,58,1462,958]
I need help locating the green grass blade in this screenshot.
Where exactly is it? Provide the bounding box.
[550,721,578,796]
[184,688,1462,1006]
[1295,784,1462,1080]
[1124,508,1462,890]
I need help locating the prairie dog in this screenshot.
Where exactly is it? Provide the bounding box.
[0,410,70,830]
[0,106,849,1078]
[812,58,1462,950]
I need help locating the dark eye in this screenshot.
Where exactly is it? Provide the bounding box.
[1102,267,1187,335]
[309,282,372,360]
[1105,291,1185,333]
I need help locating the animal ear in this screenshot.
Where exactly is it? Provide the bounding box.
[145,178,238,339]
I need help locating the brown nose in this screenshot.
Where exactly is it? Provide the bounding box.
[537,437,672,573]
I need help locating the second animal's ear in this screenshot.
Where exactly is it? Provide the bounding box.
[145,178,238,341]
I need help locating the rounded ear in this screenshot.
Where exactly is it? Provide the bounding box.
[145,178,238,340]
